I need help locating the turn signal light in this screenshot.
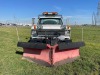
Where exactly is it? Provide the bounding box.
[33,25,37,30]
[66,26,71,30]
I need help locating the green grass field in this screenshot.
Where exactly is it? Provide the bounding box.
[0,26,100,75]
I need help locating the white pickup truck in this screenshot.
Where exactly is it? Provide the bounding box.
[30,12,71,45]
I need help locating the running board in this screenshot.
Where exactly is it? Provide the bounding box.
[58,42,85,50]
[17,42,47,49]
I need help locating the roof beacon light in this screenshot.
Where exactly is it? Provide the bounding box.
[52,12,58,15]
[43,12,48,15]
[43,12,58,15]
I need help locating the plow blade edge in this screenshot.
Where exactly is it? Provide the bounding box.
[17,42,47,49]
[58,42,85,50]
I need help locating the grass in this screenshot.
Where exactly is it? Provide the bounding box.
[0,26,100,75]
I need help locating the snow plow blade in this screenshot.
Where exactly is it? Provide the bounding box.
[58,42,85,50]
[17,42,85,66]
[17,42,47,49]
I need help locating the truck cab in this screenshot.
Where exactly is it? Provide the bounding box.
[31,12,71,44]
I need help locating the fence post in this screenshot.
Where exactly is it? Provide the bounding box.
[82,27,83,41]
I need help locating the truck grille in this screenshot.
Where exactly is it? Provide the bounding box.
[37,30,65,36]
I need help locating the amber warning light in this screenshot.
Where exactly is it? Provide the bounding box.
[43,12,58,15]
[33,25,37,30]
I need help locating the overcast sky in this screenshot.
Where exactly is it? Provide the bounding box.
[0,0,99,24]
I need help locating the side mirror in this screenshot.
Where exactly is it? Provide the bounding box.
[32,18,35,25]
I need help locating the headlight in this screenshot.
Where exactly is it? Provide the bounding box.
[65,30,70,36]
[32,30,36,35]
[37,25,43,29]
[65,31,67,34]
[60,25,66,29]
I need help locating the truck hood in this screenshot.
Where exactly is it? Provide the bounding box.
[42,25,61,29]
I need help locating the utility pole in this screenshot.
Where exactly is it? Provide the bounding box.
[92,12,96,25]
[96,0,100,25]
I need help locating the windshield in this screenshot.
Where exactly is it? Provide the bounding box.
[38,18,63,25]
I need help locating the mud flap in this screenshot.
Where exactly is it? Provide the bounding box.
[17,42,47,49]
[58,42,85,50]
